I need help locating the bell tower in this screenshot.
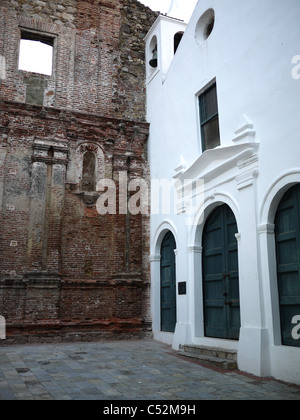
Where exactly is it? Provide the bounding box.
[145,15,187,83]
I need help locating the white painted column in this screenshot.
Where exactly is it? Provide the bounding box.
[150,254,161,336]
[258,224,281,347]
[236,171,269,376]
[173,247,194,349]
[188,245,204,339]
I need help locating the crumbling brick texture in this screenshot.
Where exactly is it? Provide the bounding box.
[0,0,157,344]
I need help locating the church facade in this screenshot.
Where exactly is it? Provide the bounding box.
[1,0,300,387]
[146,0,300,385]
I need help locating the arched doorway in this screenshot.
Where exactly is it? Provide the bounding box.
[202,204,240,340]
[275,184,300,347]
[160,231,177,333]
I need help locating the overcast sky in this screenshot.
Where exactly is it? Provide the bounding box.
[139,0,197,22]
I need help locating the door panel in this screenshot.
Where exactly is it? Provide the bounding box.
[275,184,300,347]
[161,232,177,333]
[202,205,240,340]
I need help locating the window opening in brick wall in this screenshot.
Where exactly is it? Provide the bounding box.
[82,151,96,192]
[19,31,54,76]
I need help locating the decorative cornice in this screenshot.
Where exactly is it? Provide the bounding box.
[236,169,259,190]
[32,156,69,166]
[150,255,161,263]
[174,142,260,188]
[23,272,64,288]
[187,245,203,253]
[232,115,257,145]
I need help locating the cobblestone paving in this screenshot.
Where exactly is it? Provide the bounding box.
[0,340,299,400]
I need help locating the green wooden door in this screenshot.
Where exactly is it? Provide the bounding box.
[202,205,240,340]
[161,232,177,333]
[275,184,300,347]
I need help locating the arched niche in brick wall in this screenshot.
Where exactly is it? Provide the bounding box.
[82,151,96,191]
[75,142,105,192]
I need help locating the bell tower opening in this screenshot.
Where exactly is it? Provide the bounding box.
[174,32,184,54]
[149,35,158,69]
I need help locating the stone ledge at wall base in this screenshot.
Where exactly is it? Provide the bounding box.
[0,323,153,346]
[0,273,152,345]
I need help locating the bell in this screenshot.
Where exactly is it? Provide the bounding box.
[149,50,158,68]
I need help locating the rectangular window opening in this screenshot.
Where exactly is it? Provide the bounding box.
[199,82,220,152]
[18,31,54,76]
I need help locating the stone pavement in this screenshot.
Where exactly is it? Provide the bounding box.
[0,339,299,400]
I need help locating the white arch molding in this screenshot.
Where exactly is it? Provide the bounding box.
[259,169,300,225]
[189,191,241,248]
[259,170,300,347]
[151,220,178,258]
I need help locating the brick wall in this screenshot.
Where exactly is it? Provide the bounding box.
[0,0,158,343]
[0,0,157,120]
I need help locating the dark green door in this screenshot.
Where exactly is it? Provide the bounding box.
[202,205,240,340]
[275,184,300,347]
[161,232,177,333]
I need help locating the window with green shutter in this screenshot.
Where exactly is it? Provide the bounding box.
[275,184,300,347]
[199,82,220,152]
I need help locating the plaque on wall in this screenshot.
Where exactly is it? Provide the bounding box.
[178,282,187,295]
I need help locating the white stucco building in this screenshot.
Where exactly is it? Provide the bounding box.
[145,0,300,385]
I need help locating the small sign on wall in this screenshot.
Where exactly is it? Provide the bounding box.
[178,282,187,295]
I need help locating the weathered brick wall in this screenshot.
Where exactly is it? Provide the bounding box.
[0,102,152,343]
[0,0,157,121]
[0,0,157,343]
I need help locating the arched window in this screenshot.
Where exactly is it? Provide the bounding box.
[149,35,158,69]
[82,151,96,191]
[174,32,184,54]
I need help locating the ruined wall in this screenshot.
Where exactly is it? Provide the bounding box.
[0,0,157,343]
[0,0,158,121]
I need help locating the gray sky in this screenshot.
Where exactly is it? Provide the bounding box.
[139,0,197,22]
